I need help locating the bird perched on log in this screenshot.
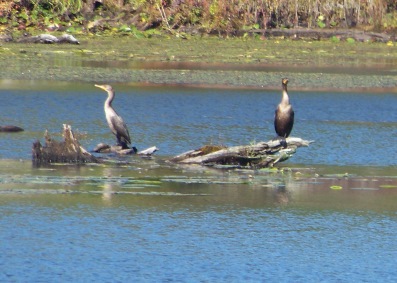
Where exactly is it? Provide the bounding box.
[274,78,294,139]
[95,84,131,149]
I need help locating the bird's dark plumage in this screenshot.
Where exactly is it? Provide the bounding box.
[95,84,131,149]
[274,78,294,138]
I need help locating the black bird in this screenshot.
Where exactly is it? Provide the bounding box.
[95,84,131,149]
[274,78,294,139]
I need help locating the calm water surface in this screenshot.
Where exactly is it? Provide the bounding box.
[1,81,396,282]
[0,81,396,166]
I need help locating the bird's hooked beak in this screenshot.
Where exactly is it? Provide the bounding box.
[94,84,108,92]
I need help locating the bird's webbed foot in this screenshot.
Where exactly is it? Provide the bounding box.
[272,136,288,148]
[280,138,288,148]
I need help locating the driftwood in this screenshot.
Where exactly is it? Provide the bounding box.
[31,123,307,167]
[169,137,313,168]
[31,124,158,164]
[0,125,24,132]
[93,143,137,154]
[93,142,159,156]
[32,124,98,164]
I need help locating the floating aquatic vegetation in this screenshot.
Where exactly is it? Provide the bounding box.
[330,185,343,190]
[350,187,379,191]
[324,173,352,178]
[379,185,397,189]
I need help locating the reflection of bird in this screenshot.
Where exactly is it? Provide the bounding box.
[274,78,294,138]
[95,84,131,149]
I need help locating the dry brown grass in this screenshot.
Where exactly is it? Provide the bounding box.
[0,1,14,16]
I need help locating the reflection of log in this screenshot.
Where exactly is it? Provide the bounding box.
[0,125,24,132]
[170,137,313,168]
[32,124,99,164]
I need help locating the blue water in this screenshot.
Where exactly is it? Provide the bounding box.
[1,199,397,282]
[0,82,396,166]
[1,82,397,282]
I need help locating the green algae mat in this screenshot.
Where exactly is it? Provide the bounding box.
[1,36,396,91]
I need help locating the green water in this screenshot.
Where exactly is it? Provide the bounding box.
[1,37,396,90]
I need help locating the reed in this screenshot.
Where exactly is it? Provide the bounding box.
[30,0,83,14]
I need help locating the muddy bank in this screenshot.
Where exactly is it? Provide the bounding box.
[252,28,392,42]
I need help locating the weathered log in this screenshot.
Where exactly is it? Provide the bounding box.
[169,137,313,168]
[32,124,99,164]
[137,146,159,156]
[93,142,158,156]
[0,125,24,132]
[93,143,136,154]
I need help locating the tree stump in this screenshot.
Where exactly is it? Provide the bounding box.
[32,124,99,164]
[169,137,313,168]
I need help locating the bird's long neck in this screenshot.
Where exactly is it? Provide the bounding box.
[105,91,114,108]
[281,84,289,105]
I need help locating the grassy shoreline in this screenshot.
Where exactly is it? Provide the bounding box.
[1,0,396,37]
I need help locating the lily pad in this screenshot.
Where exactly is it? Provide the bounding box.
[330,185,343,190]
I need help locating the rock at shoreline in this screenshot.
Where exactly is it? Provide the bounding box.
[15,34,80,44]
[0,125,24,132]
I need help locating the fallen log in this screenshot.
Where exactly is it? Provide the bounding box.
[93,142,159,156]
[93,143,137,154]
[169,137,313,168]
[32,124,99,164]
